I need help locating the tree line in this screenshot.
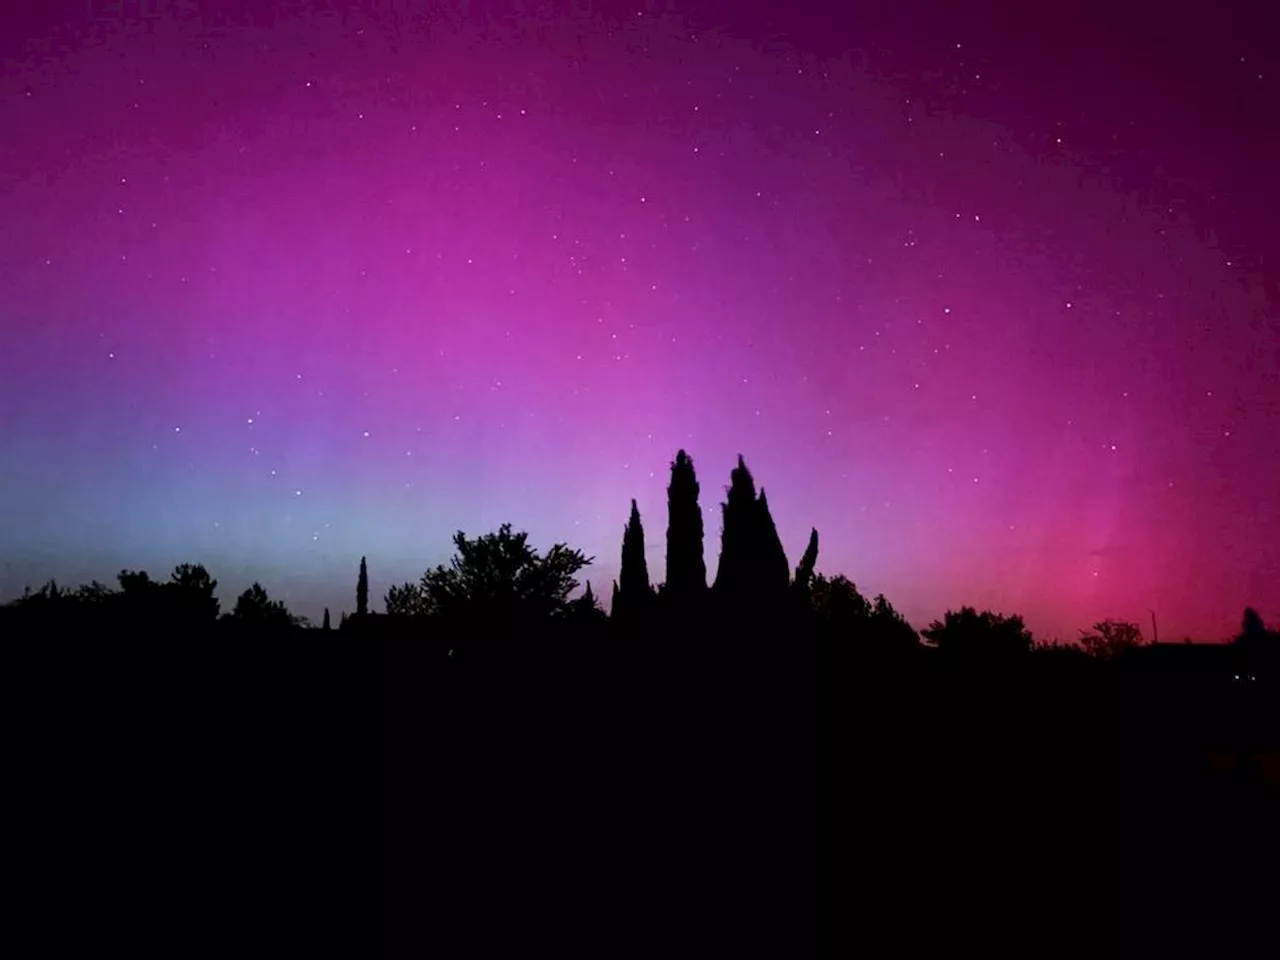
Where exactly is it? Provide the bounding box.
[2,448,1276,667]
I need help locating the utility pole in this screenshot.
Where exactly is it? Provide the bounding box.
[1150,610,1159,645]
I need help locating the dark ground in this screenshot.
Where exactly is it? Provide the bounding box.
[8,638,1277,955]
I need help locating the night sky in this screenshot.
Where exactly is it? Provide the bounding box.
[2,1,1276,640]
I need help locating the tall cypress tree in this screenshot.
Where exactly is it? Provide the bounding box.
[756,489,791,597]
[793,527,819,595]
[323,607,332,631]
[357,556,369,617]
[714,457,792,614]
[713,455,760,601]
[617,499,652,619]
[665,450,707,600]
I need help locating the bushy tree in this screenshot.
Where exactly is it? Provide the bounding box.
[566,581,608,622]
[115,569,164,625]
[1078,619,1145,659]
[168,563,220,624]
[230,582,297,630]
[807,575,917,650]
[419,524,592,624]
[922,606,1033,660]
[868,593,919,653]
[810,574,872,625]
[1236,608,1278,646]
[74,580,115,609]
[385,581,433,618]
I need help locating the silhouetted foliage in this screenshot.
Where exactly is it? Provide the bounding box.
[357,556,369,617]
[116,568,162,622]
[567,581,608,623]
[1235,608,1280,678]
[615,499,654,622]
[419,523,592,626]
[230,581,297,630]
[1079,619,1146,659]
[804,574,918,654]
[385,581,432,618]
[168,563,221,625]
[793,527,819,597]
[664,449,707,604]
[868,593,919,654]
[3,442,1277,960]
[1237,607,1278,645]
[810,573,871,625]
[713,456,791,614]
[922,606,1033,661]
[75,580,114,608]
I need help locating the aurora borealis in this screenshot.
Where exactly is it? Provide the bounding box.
[1,2,1276,640]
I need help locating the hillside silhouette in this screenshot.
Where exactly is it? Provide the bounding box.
[3,448,1278,955]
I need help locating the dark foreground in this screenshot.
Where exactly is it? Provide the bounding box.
[8,638,1278,955]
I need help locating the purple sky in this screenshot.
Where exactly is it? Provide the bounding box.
[1,1,1276,640]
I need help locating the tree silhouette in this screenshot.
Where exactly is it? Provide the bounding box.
[922,606,1033,661]
[810,574,871,627]
[1078,619,1145,659]
[713,456,791,612]
[566,581,607,622]
[757,489,791,596]
[1235,608,1279,676]
[793,528,819,598]
[10,580,73,623]
[323,607,331,631]
[868,593,919,655]
[115,569,164,626]
[385,581,432,618]
[419,524,592,625]
[230,582,296,630]
[117,569,158,598]
[168,563,220,625]
[357,556,369,618]
[1236,607,1279,647]
[74,580,114,609]
[615,499,654,621]
[665,449,707,602]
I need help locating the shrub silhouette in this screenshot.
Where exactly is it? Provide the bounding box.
[1078,619,1145,659]
[419,523,593,626]
[230,582,298,630]
[922,606,1033,661]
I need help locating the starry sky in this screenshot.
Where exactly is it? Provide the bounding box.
[1,1,1277,640]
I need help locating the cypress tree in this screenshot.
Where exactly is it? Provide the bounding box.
[322,607,331,631]
[756,489,791,597]
[793,527,819,595]
[713,455,760,601]
[617,499,652,619]
[357,556,369,617]
[714,457,793,615]
[665,450,707,600]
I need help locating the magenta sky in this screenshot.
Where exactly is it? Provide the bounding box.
[1,2,1276,640]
